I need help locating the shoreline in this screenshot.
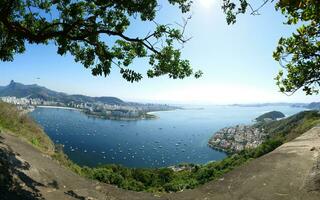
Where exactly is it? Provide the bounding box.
[147,108,180,115]
[36,105,80,111]
[35,106,163,121]
[84,112,158,121]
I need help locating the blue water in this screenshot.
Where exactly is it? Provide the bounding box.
[29,105,305,168]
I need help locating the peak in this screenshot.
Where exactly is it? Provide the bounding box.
[8,80,17,86]
[7,80,23,88]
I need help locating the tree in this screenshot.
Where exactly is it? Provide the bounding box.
[222,0,320,95]
[0,0,202,82]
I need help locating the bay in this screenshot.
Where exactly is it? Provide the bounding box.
[29,105,305,168]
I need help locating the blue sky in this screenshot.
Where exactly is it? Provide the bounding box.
[0,0,318,104]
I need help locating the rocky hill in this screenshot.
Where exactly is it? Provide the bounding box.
[255,111,285,122]
[0,80,126,105]
[308,102,320,110]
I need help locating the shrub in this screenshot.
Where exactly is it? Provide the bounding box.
[0,101,54,154]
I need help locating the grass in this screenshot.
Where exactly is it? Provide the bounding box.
[0,101,54,154]
[1,100,319,193]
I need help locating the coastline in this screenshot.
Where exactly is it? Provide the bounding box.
[34,106,182,121]
[35,105,160,120]
[84,112,158,121]
[208,143,234,155]
[36,105,80,111]
[147,108,180,115]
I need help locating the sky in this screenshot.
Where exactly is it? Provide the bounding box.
[0,0,319,105]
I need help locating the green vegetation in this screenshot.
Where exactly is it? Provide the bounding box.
[256,110,320,142]
[0,0,202,82]
[255,111,285,122]
[0,101,54,154]
[0,101,50,199]
[222,0,320,95]
[1,101,319,193]
[1,1,318,94]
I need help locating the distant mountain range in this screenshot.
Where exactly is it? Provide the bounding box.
[230,102,320,110]
[1,81,319,110]
[230,102,307,107]
[307,102,320,110]
[0,80,126,105]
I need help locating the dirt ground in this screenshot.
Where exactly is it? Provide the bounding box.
[1,127,320,200]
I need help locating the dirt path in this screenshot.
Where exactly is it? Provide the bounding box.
[1,127,320,200]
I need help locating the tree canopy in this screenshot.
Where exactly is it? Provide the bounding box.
[0,0,202,82]
[0,1,319,95]
[222,0,320,95]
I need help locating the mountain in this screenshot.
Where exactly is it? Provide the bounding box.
[307,102,320,110]
[0,80,126,105]
[0,80,68,101]
[230,102,320,110]
[230,102,308,107]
